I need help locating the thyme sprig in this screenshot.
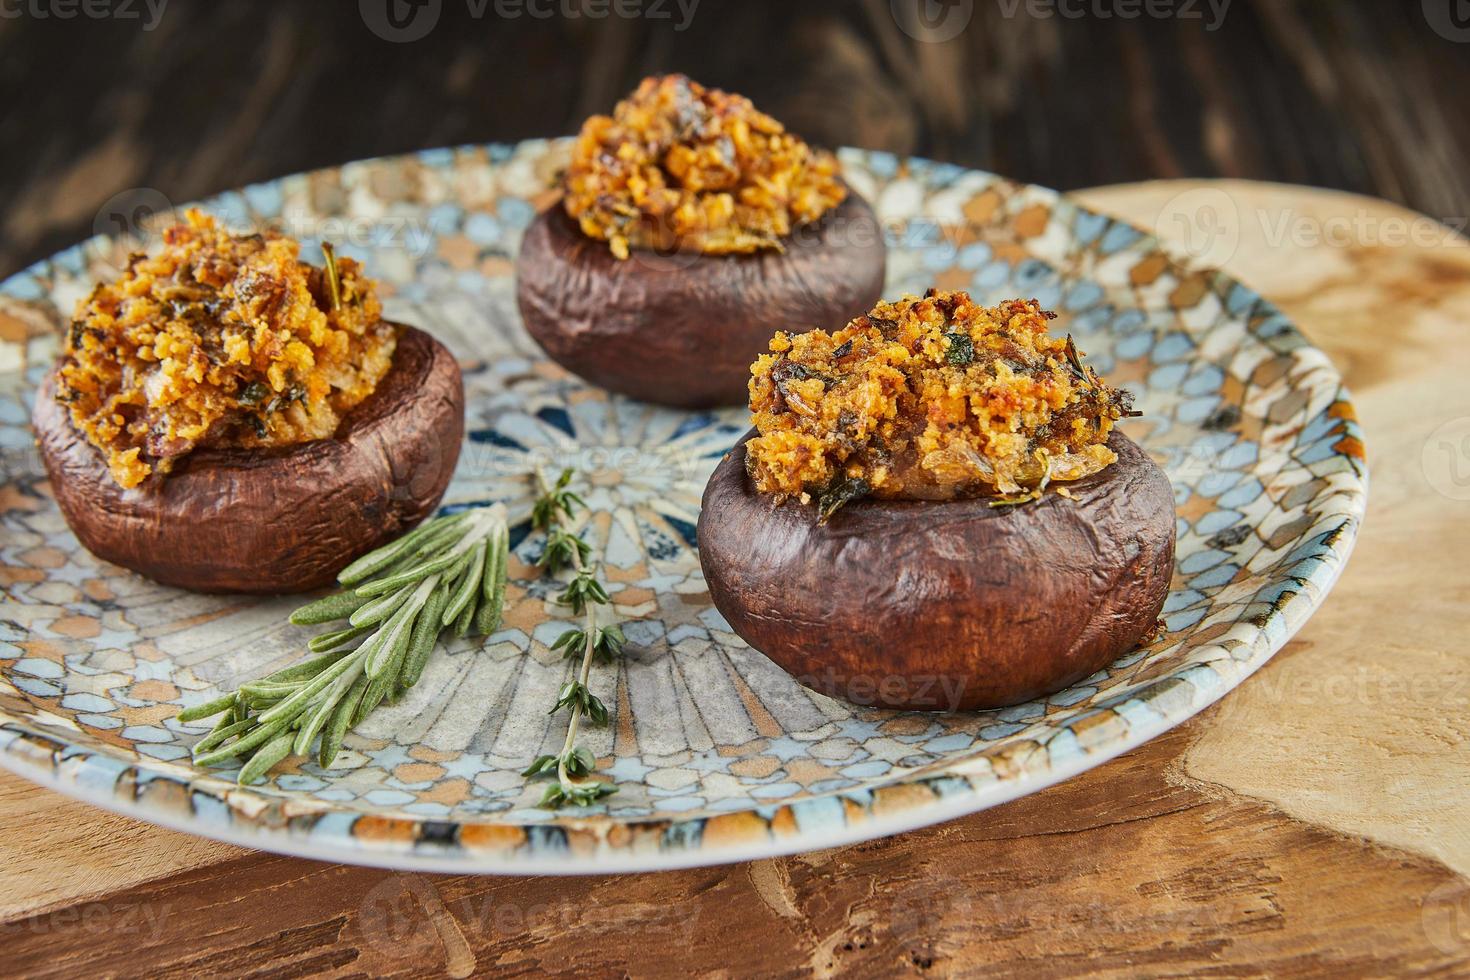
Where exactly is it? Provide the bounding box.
[321,242,342,311]
[178,505,510,783]
[1067,333,1142,419]
[521,468,621,808]
[816,475,871,524]
[989,449,1053,509]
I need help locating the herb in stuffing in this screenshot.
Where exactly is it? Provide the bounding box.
[745,290,1137,515]
[56,210,394,488]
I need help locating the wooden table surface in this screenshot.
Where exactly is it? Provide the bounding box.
[1,178,1467,976]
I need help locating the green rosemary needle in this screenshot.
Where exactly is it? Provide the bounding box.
[521,469,621,809]
[181,504,510,783]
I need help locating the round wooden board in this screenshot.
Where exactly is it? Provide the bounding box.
[2,179,1467,976]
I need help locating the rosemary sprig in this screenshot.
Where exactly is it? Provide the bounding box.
[521,469,621,808]
[178,505,510,783]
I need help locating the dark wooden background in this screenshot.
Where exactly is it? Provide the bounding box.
[2,0,1467,279]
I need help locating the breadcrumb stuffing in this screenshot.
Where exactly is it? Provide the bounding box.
[745,290,1136,505]
[563,74,847,259]
[56,210,395,489]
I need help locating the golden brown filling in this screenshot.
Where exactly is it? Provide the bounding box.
[56,209,395,489]
[746,290,1138,516]
[563,74,847,259]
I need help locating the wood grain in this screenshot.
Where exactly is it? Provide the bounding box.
[2,1,1468,279]
[0,768,243,922]
[1,728,1463,977]
[2,179,1468,976]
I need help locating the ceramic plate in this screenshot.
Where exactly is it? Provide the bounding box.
[0,142,1366,873]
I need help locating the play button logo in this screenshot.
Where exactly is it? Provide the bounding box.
[360,0,442,43]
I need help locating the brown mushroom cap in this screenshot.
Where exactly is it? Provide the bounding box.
[32,324,464,595]
[697,430,1176,711]
[515,191,887,408]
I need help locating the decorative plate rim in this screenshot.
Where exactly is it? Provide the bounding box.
[0,552,1351,875]
[0,142,1368,874]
